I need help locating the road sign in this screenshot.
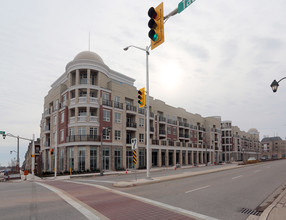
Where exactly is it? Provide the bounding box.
[0,131,5,135]
[133,150,137,164]
[178,0,196,14]
[131,138,137,150]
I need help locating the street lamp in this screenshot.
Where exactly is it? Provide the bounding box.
[124,45,151,179]
[270,77,286,92]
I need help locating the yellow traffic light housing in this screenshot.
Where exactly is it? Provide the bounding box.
[148,2,164,50]
[138,87,145,108]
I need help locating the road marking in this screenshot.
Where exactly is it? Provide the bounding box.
[67,180,219,220]
[254,170,261,173]
[36,182,105,220]
[185,185,210,194]
[232,175,242,180]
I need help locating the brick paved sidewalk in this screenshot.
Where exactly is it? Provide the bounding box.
[45,181,196,220]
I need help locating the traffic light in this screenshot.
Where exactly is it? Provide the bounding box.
[148,2,164,50]
[138,87,145,108]
[50,148,54,155]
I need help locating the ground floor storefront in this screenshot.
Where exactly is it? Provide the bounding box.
[41,145,223,173]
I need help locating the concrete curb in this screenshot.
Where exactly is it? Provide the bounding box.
[113,165,242,188]
[259,187,286,220]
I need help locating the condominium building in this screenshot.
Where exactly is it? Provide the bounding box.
[221,121,260,162]
[261,136,286,159]
[40,51,259,173]
[22,138,40,173]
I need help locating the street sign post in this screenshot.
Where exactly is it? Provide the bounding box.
[131,138,137,150]
[178,0,196,13]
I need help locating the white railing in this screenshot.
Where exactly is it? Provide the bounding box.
[70,98,76,105]
[78,116,87,122]
[79,97,87,103]
[69,117,75,123]
[90,116,98,123]
[90,97,99,105]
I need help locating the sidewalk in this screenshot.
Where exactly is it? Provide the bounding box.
[113,164,241,187]
[258,187,286,220]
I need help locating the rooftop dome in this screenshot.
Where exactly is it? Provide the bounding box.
[248,128,259,134]
[73,51,104,64]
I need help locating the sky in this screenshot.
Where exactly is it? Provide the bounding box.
[0,0,286,166]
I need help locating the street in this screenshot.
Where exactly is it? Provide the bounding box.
[0,161,286,220]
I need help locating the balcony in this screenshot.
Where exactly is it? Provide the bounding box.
[126,121,137,128]
[90,116,98,123]
[152,140,159,145]
[168,140,174,146]
[90,97,99,105]
[158,116,166,123]
[70,98,76,105]
[103,99,112,107]
[138,108,145,115]
[126,105,137,113]
[66,135,100,142]
[78,116,87,122]
[150,127,154,132]
[79,97,87,104]
[114,101,123,109]
[159,130,166,135]
[69,117,75,124]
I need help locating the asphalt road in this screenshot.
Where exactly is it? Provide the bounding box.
[0,181,87,220]
[72,160,286,220]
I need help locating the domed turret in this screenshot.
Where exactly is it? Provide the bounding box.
[73,51,104,64]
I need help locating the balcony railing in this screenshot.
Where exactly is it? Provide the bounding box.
[152,140,159,145]
[66,135,100,142]
[138,108,145,115]
[159,130,166,135]
[126,121,137,128]
[90,97,99,105]
[102,99,112,107]
[126,105,137,112]
[114,101,123,109]
[79,97,87,103]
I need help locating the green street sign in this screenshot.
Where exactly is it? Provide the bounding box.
[0,131,5,135]
[178,0,196,14]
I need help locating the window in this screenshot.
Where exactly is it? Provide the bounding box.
[60,130,64,141]
[61,112,64,123]
[103,128,111,140]
[139,118,144,127]
[115,112,121,123]
[139,133,144,143]
[90,127,98,136]
[68,147,74,171]
[60,148,64,171]
[54,115,57,125]
[69,127,75,136]
[78,147,86,171]
[115,130,121,140]
[168,126,171,134]
[114,96,120,103]
[115,149,122,170]
[78,127,86,135]
[80,72,87,84]
[173,127,177,135]
[102,92,109,101]
[103,110,110,122]
[90,147,97,171]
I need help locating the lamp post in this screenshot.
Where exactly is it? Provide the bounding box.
[270,77,286,92]
[123,45,151,179]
